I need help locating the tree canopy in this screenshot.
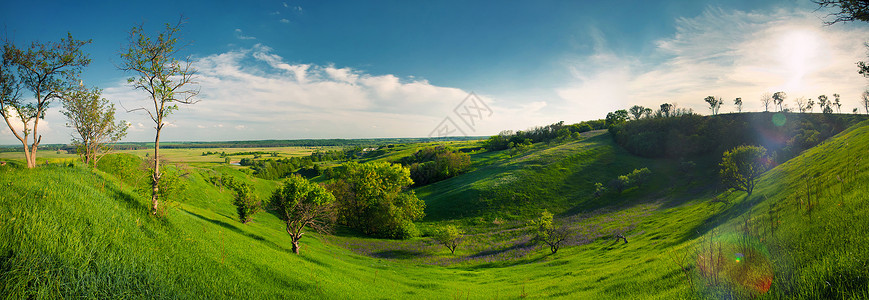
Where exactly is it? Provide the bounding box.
[327,161,425,239]
[719,145,771,196]
[270,175,335,254]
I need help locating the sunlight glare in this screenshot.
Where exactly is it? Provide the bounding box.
[778,29,820,91]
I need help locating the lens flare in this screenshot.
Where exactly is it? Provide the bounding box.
[694,235,774,294]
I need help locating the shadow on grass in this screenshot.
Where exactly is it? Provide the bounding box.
[681,193,765,243]
[183,209,284,250]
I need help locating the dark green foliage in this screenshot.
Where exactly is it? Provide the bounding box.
[605,110,629,128]
[483,120,598,151]
[326,162,424,239]
[610,112,868,160]
[401,146,472,186]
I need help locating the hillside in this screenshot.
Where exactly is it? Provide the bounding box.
[1,118,868,298]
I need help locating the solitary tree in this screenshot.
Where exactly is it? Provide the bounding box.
[833,93,842,113]
[795,97,807,113]
[529,210,570,254]
[270,175,336,254]
[119,20,199,214]
[734,97,743,112]
[1,34,91,168]
[60,84,128,166]
[760,93,772,112]
[772,91,787,112]
[433,225,463,255]
[807,98,815,112]
[720,145,770,196]
[704,96,722,115]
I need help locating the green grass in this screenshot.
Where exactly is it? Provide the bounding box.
[1,120,868,298]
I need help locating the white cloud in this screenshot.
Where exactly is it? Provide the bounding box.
[557,7,869,116]
[234,29,256,40]
[280,19,290,24]
[95,43,525,141]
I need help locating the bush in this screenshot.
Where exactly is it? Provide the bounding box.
[226,178,261,224]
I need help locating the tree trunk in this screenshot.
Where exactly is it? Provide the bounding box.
[291,238,300,254]
[151,127,161,215]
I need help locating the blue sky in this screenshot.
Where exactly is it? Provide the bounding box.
[2,0,868,143]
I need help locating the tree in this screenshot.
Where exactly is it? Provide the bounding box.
[270,175,336,254]
[719,145,770,196]
[227,178,261,224]
[862,90,869,114]
[819,94,833,114]
[1,34,91,168]
[807,98,815,112]
[833,93,842,113]
[812,0,869,24]
[813,1,869,76]
[629,105,647,120]
[795,97,807,113]
[120,20,199,215]
[327,161,425,239]
[772,91,787,112]
[60,84,128,166]
[433,225,463,255]
[760,93,772,112]
[605,109,628,127]
[704,96,722,115]
[659,103,673,117]
[734,97,743,113]
[529,210,570,254]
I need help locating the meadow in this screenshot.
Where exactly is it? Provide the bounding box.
[1,114,868,298]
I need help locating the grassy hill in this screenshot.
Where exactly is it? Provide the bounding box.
[1,117,868,298]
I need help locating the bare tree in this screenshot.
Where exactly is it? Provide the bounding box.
[734,97,743,112]
[1,34,91,168]
[795,97,807,113]
[119,20,199,214]
[812,1,869,76]
[812,0,869,24]
[60,84,128,166]
[760,92,772,112]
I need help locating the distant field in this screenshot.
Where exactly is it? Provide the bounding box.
[0,146,338,166]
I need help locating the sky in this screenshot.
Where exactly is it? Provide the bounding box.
[1,0,868,144]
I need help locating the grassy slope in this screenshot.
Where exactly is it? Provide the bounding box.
[1,120,868,298]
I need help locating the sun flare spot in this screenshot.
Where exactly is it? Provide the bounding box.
[778,29,821,91]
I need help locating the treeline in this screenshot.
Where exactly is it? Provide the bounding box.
[397,146,472,186]
[483,120,606,151]
[609,112,868,160]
